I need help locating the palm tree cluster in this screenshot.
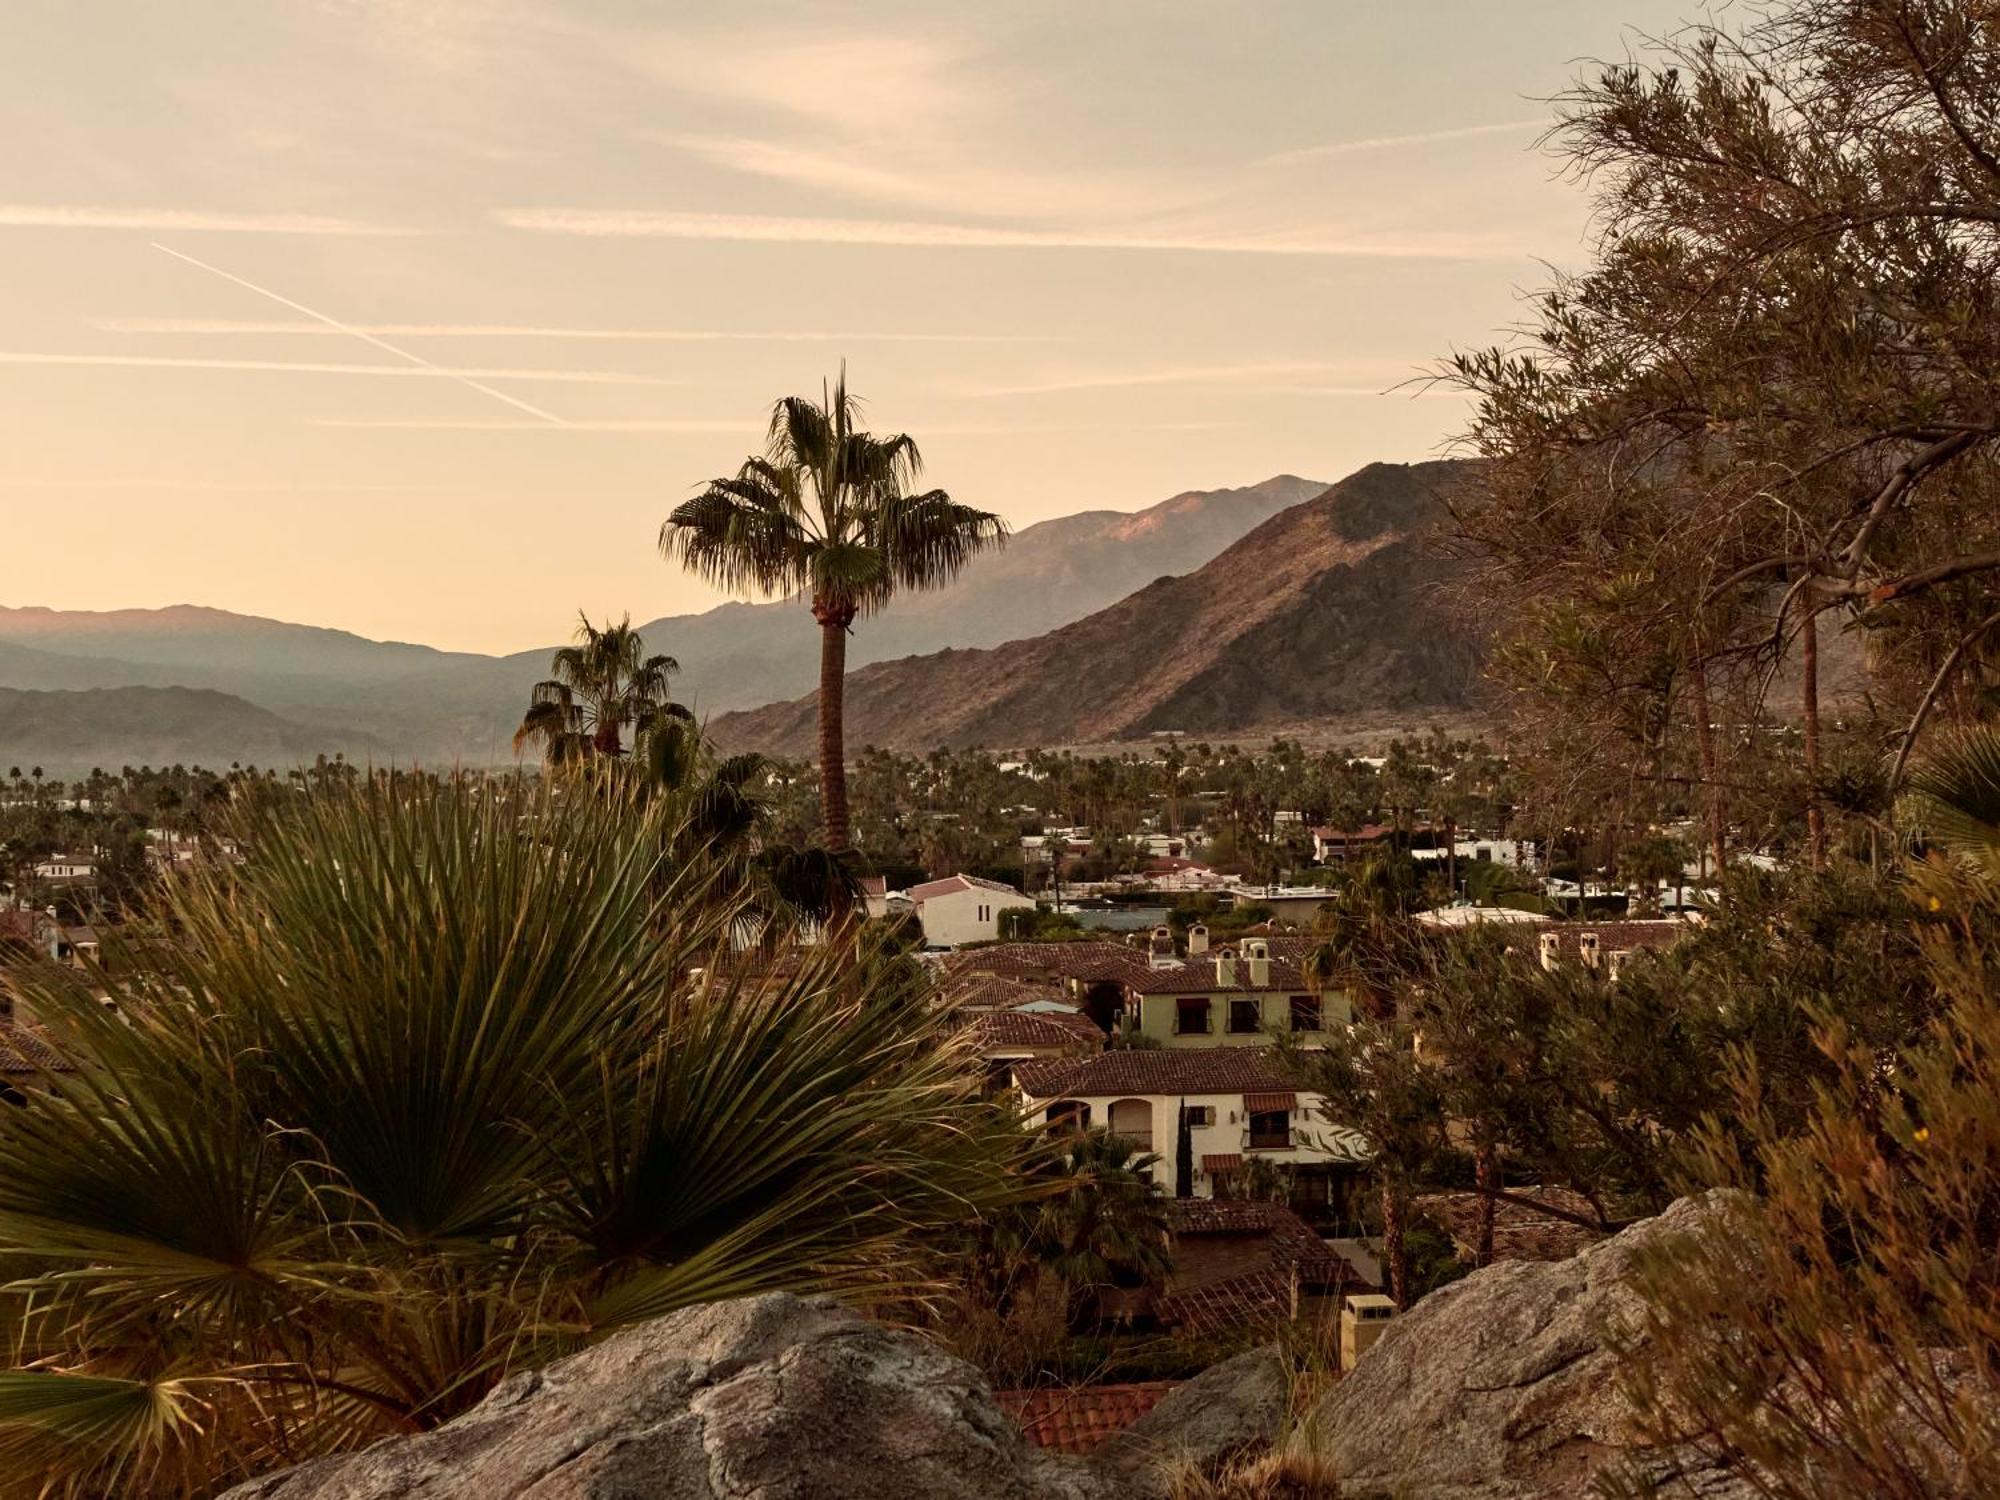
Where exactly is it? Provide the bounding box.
[0,777,1034,1497]
[514,612,687,766]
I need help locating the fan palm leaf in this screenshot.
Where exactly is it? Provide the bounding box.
[1906,727,2000,868]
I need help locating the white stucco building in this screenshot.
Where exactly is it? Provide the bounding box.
[1013,1047,1371,1202]
[908,873,1037,949]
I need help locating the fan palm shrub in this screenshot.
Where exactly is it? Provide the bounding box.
[0,775,1034,1497]
[661,369,1007,851]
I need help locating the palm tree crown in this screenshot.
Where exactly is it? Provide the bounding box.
[515,612,685,764]
[661,369,1005,849]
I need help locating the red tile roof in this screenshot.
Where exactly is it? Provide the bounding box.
[992,1382,1179,1455]
[1016,1047,1301,1100]
[0,1018,71,1075]
[1157,1200,1374,1333]
[958,1008,1104,1052]
[909,873,1029,903]
[1156,1270,1297,1334]
[1124,957,1312,995]
[943,975,1061,1011]
[943,942,1151,986]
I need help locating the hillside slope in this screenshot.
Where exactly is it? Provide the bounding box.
[0,476,1322,762]
[710,461,1480,755]
[0,686,384,776]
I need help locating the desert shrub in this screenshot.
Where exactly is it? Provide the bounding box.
[0,777,1033,1497]
[1602,860,2000,1499]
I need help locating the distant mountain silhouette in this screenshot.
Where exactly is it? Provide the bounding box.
[0,686,383,777]
[708,461,1483,755]
[0,476,1324,765]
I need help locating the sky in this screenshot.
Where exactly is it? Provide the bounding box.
[0,0,1694,654]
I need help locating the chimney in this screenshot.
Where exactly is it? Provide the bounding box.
[1538,932,1561,972]
[1188,923,1210,956]
[1245,938,1270,988]
[1578,932,1601,972]
[1216,949,1237,986]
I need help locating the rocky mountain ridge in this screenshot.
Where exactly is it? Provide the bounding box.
[711,460,1481,755]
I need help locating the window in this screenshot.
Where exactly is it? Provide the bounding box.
[1227,998,1261,1034]
[1175,996,1212,1035]
[977,903,991,922]
[1183,1105,1215,1128]
[1289,994,1322,1032]
[1248,1109,1291,1149]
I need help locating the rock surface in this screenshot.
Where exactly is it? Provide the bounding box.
[1094,1346,1290,1478]
[1311,1196,1754,1499]
[221,1294,1113,1500]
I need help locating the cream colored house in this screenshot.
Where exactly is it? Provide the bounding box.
[1117,938,1350,1048]
[1013,1047,1370,1201]
[909,873,1037,949]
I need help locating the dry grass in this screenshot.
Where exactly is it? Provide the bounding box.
[1164,1444,1347,1499]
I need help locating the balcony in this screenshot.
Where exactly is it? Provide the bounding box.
[1247,1129,1293,1151]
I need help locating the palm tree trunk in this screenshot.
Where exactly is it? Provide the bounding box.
[814,602,854,852]
[1382,1179,1408,1308]
[1802,610,1826,870]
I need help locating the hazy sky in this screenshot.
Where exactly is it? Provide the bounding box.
[1,0,1692,654]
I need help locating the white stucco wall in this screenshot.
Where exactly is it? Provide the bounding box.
[1026,1086,1359,1198]
[916,885,1036,948]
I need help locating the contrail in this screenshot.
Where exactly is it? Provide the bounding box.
[149,243,568,425]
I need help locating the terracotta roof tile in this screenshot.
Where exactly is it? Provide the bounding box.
[1016,1047,1299,1100]
[942,975,1060,1011]
[942,942,1149,986]
[1125,958,1312,995]
[992,1382,1178,1454]
[0,1018,71,1075]
[909,873,1029,903]
[958,1009,1104,1051]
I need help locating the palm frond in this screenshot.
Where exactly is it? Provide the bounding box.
[1906,727,2000,867]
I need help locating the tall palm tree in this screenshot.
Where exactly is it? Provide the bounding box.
[661,370,1007,850]
[515,613,685,765]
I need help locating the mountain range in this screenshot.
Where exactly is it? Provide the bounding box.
[0,474,1344,773]
[709,460,1481,755]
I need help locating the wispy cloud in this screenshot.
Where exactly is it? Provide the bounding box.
[0,353,672,384]
[497,208,1524,260]
[151,244,568,423]
[91,316,1058,344]
[313,417,1236,435]
[0,205,411,235]
[1258,119,1546,168]
[964,361,1392,397]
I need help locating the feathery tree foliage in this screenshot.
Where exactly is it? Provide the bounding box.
[1603,857,2000,1500]
[0,776,1033,1497]
[1442,0,2000,860]
[513,612,686,764]
[661,370,1007,852]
